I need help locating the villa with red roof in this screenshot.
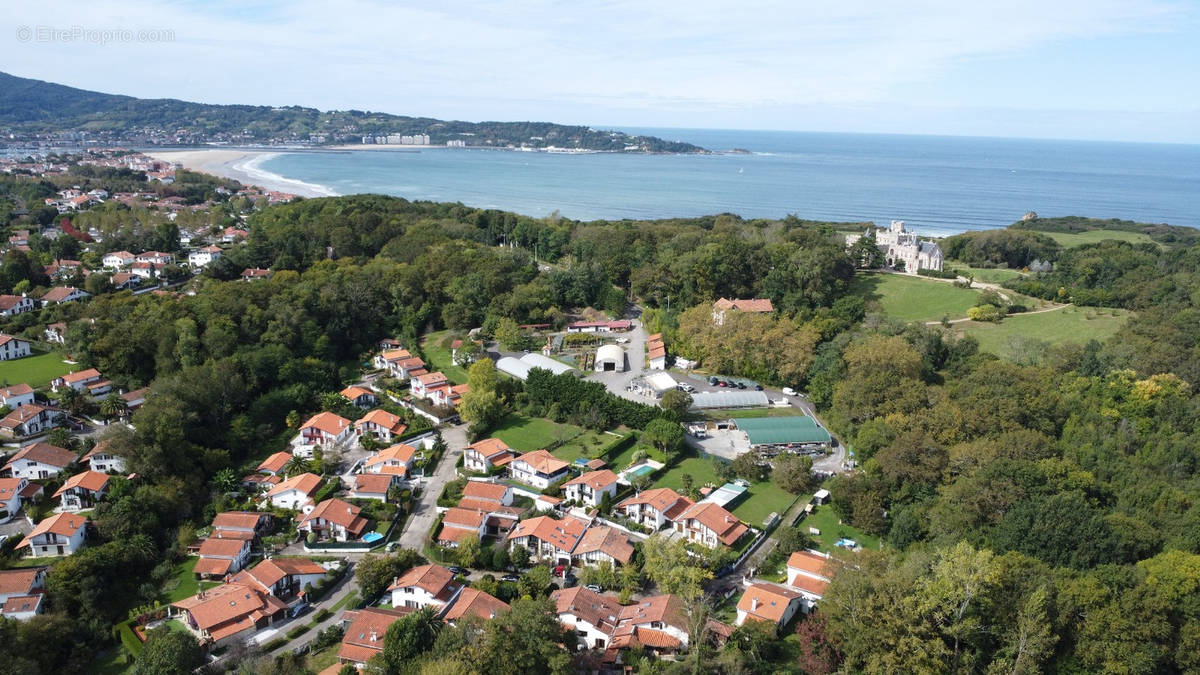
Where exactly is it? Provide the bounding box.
[81,440,126,474]
[373,349,426,379]
[3,442,77,480]
[51,368,108,395]
[195,534,252,578]
[39,286,90,306]
[362,443,416,478]
[256,451,292,476]
[571,525,636,566]
[563,469,620,507]
[551,585,625,650]
[615,488,694,530]
[508,450,571,489]
[0,404,66,439]
[0,383,34,409]
[509,515,588,566]
[786,549,833,610]
[339,385,377,409]
[736,582,804,627]
[463,438,516,473]
[299,498,369,542]
[170,581,288,646]
[52,470,110,510]
[355,409,407,442]
[0,295,35,317]
[337,607,412,667]
[0,334,30,362]
[673,502,748,548]
[712,297,775,325]
[265,473,322,511]
[410,371,449,400]
[442,588,509,624]
[350,473,393,501]
[0,567,47,621]
[19,512,88,557]
[389,564,463,611]
[437,507,488,547]
[229,557,327,600]
[292,412,354,459]
[0,477,40,523]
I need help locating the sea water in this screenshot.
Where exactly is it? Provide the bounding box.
[261,129,1200,236]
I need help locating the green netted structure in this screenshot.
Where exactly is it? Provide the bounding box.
[733,416,832,446]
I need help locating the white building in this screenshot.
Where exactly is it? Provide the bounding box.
[187,246,223,268]
[0,335,30,361]
[562,470,620,507]
[846,220,943,274]
[388,564,463,610]
[19,512,88,557]
[594,344,625,372]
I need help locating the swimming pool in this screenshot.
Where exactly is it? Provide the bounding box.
[361,532,384,543]
[628,465,655,478]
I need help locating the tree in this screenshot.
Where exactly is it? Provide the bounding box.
[100,392,127,420]
[520,564,552,598]
[642,418,683,461]
[491,545,511,571]
[640,537,712,600]
[510,544,531,570]
[382,607,443,670]
[356,550,425,600]
[494,317,524,351]
[773,454,815,494]
[454,339,482,366]
[457,536,482,569]
[133,626,206,675]
[470,597,572,675]
[731,452,769,482]
[660,389,693,420]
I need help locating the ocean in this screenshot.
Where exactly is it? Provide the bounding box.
[259,129,1200,236]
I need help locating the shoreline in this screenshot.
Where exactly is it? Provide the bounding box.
[144,149,339,198]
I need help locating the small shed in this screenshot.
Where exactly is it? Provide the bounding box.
[813,488,831,504]
[595,344,625,372]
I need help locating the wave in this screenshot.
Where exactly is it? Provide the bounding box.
[234,153,340,197]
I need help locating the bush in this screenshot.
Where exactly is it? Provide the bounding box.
[917,268,958,280]
[967,304,1005,322]
[263,637,289,651]
[314,608,332,622]
[286,624,310,639]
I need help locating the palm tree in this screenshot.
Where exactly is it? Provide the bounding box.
[100,393,126,421]
[282,455,311,477]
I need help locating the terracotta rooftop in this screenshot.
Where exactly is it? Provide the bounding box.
[299,412,351,436]
[787,550,832,579]
[737,583,803,624]
[617,488,693,521]
[564,469,620,490]
[211,512,267,531]
[512,450,569,476]
[255,452,291,474]
[4,442,77,470]
[552,586,623,635]
[0,568,43,596]
[52,470,109,497]
[301,498,369,536]
[461,480,508,503]
[364,443,416,467]
[442,587,509,622]
[510,515,587,553]
[677,502,748,545]
[388,564,460,601]
[466,437,514,461]
[339,608,411,664]
[266,472,321,498]
[352,473,393,495]
[19,512,86,545]
[573,525,635,564]
[198,537,249,558]
[713,298,775,313]
[339,385,374,400]
[357,409,406,435]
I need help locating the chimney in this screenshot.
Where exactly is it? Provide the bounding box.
[751,597,760,611]
[369,629,378,643]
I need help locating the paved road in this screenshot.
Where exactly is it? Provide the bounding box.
[265,561,358,657]
[396,424,466,551]
[585,317,650,403]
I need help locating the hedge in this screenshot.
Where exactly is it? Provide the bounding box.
[286,624,310,639]
[116,621,143,657]
[263,637,289,651]
[314,608,332,622]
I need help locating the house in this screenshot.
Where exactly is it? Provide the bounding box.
[615,488,694,530]
[846,220,944,274]
[299,498,370,542]
[292,412,354,459]
[373,349,427,379]
[388,564,463,611]
[0,383,35,409]
[195,535,253,577]
[241,473,282,491]
[508,515,587,566]
[81,440,126,474]
[256,451,293,477]
[101,251,135,268]
[355,409,407,443]
[170,581,288,646]
[551,585,624,649]
[410,372,449,400]
[265,473,322,511]
[337,608,411,666]
[711,298,774,325]
[211,511,272,537]
[461,480,514,507]
[0,335,30,362]
[18,512,88,557]
[130,261,166,279]
[121,388,149,413]
[572,525,636,567]
[51,368,105,393]
[110,272,141,290]
[428,383,469,408]
[736,583,804,627]
[3,442,76,479]
[0,477,39,523]
[563,470,620,508]
[362,443,417,478]
[44,322,67,344]
[463,438,516,474]
[786,550,832,610]
[39,287,89,306]
[611,594,690,654]
[442,588,509,624]
[187,245,223,268]
[136,251,174,265]
[508,450,571,490]
[0,404,65,439]
[229,557,327,600]
[438,507,487,547]
[240,267,271,281]
[0,567,47,621]
[673,502,748,549]
[0,296,36,317]
[350,473,393,501]
[52,470,110,510]
[339,385,377,409]
[222,227,249,243]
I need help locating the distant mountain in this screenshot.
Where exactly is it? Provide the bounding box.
[0,71,706,153]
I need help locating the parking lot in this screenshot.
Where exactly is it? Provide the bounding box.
[686,427,750,460]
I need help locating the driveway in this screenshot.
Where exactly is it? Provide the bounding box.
[395,424,466,551]
[264,561,358,657]
[585,318,649,402]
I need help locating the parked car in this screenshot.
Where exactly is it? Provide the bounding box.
[736,382,747,389]
[552,565,567,577]
[615,337,630,344]
[753,384,763,391]
[708,376,719,385]
[677,383,695,392]
[288,602,311,619]
[501,574,521,583]
[782,387,797,396]
[585,584,603,593]
[564,573,578,587]
[448,566,468,576]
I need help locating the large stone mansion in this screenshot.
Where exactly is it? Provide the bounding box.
[846,220,943,274]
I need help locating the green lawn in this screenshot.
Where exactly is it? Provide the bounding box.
[653,452,795,528]
[492,414,584,452]
[0,351,73,389]
[851,272,981,323]
[956,306,1133,360]
[1030,229,1155,248]
[945,261,1027,283]
[420,331,469,384]
[700,407,803,420]
[801,504,881,553]
[161,557,219,602]
[551,430,621,463]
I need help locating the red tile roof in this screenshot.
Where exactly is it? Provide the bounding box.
[212,512,268,531]
[442,588,509,622]
[301,499,369,536]
[256,451,291,474]
[513,450,569,475]
[388,564,460,600]
[4,442,77,470]
[461,480,508,503]
[20,512,86,545]
[737,583,803,623]
[299,412,351,436]
[352,474,393,495]
[564,469,619,490]
[713,298,774,313]
[339,608,411,664]
[52,470,109,497]
[510,515,587,552]
[787,550,832,579]
[0,568,43,596]
[266,472,321,498]
[677,502,748,545]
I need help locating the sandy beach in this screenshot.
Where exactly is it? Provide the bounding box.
[144,149,339,198]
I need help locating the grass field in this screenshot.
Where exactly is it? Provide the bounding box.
[801,503,880,552]
[420,331,469,384]
[652,451,795,528]
[946,261,1027,283]
[161,557,219,602]
[700,407,803,420]
[956,306,1133,360]
[0,351,73,388]
[1029,229,1155,248]
[551,430,627,463]
[851,273,981,322]
[492,414,585,452]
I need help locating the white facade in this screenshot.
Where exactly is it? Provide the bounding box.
[848,220,944,274]
[564,479,619,508]
[269,488,315,512]
[187,247,223,268]
[390,582,461,611]
[25,522,86,557]
[85,451,126,474]
[0,338,31,361]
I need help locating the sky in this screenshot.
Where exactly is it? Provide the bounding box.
[3,0,1199,143]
